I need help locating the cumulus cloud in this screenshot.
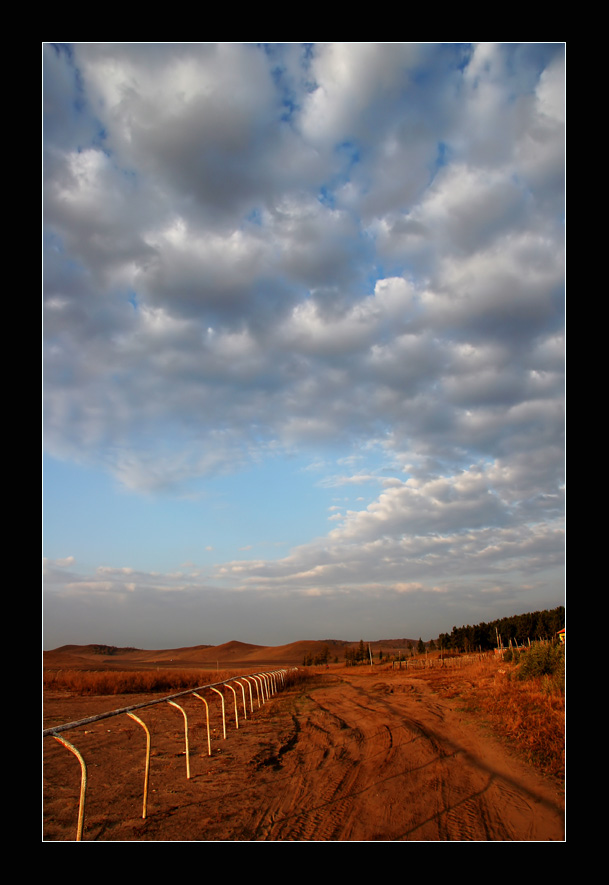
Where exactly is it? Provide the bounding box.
[44,44,565,644]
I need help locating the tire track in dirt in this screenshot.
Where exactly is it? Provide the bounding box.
[44,671,564,840]
[252,694,367,841]
[247,673,564,841]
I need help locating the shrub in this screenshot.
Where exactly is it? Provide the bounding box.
[516,642,564,685]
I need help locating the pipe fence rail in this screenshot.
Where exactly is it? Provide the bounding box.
[43,668,296,841]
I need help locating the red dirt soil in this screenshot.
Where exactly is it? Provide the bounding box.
[43,666,564,841]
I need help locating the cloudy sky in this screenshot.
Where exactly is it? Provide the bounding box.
[43,43,565,650]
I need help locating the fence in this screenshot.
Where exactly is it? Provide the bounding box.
[43,668,295,841]
[388,652,493,670]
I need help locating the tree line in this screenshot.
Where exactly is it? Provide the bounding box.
[438,606,565,653]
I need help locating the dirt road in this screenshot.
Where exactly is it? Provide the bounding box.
[43,670,564,841]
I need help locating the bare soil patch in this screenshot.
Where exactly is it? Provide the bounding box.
[43,667,564,841]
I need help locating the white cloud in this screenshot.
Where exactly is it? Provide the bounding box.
[44,44,564,646]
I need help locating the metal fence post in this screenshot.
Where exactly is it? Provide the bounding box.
[126,712,151,819]
[167,701,190,779]
[52,734,87,842]
[191,692,212,756]
[209,686,227,740]
[225,682,239,729]
[234,680,248,719]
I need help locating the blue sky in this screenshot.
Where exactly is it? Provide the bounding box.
[43,43,565,649]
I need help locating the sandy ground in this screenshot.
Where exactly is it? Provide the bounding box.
[43,668,564,841]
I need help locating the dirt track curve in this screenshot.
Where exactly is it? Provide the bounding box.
[43,670,565,841]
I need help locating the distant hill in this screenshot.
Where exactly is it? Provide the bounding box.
[43,637,428,669]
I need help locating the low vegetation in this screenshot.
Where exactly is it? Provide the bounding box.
[44,666,307,696]
[509,641,565,692]
[44,668,247,696]
[414,642,565,781]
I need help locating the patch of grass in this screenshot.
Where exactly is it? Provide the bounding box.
[45,669,245,695]
[44,666,307,697]
[412,650,565,781]
[474,672,564,777]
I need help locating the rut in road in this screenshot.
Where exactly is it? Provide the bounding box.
[246,673,564,841]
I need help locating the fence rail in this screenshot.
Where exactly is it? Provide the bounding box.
[43,668,296,841]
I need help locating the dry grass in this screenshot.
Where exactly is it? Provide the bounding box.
[44,668,250,696]
[477,671,564,778]
[413,651,565,781]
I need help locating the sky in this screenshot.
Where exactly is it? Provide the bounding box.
[43,43,565,650]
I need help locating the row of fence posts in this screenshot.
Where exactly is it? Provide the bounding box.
[43,668,294,841]
[390,651,495,669]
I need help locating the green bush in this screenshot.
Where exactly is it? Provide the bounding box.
[503,648,526,664]
[516,642,564,682]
